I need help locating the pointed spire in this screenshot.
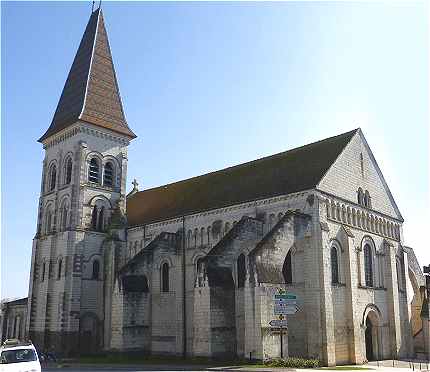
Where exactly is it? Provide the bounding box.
[39,9,136,143]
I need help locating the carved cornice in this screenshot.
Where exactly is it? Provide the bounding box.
[43,122,130,149]
[322,195,401,242]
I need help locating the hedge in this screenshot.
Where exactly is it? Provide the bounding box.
[264,357,320,368]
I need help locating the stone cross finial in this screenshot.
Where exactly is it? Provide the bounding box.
[132,179,139,191]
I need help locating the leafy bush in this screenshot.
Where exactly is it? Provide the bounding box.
[264,357,320,368]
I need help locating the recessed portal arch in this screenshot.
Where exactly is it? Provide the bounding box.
[362,305,381,361]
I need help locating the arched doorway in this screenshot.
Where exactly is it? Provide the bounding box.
[79,313,101,355]
[365,317,374,361]
[362,305,380,362]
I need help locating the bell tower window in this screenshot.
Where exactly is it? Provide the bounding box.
[65,157,73,185]
[88,158,100,184]
[103,162,114,187]
[49,164,57,191]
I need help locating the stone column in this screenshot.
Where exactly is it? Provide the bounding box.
[253,285,264,360]
[110,279,125,350]
[103,240,116,349]
[318,220,336,366]
[420,287,430,361]
[303,218,324,362]
[343,230,365,364]
[192,285,212,356]
[401,248,414,358]
[244,274,257,360]
[26,239,38,340]
[423,316,430,360]
[385,240,402,359]
[74,141,87,229]
[64,233,85,355]
[119,151,128,204]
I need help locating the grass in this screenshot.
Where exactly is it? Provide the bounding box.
[67,354,261,366]
[65,355,374,370]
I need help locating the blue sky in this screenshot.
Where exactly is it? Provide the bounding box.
[1,1,428,299]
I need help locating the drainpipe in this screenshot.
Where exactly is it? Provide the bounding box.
[182,216,187,358]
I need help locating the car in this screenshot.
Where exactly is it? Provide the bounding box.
[0,339,41,372]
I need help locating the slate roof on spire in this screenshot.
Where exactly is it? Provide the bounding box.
[127,129,359,227]
[39,8,136,142]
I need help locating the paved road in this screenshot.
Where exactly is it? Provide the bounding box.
[42,360,430,372]
[44,364,266,372]
[44,368,272,372]
[42,366,213,372]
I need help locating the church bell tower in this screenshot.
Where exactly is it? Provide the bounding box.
[26,7,136,355]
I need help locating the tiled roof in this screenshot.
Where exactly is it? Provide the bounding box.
[127,129,358,226]
[39,8,135,142]
[2,297,28,307]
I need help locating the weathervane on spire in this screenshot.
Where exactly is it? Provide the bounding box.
[132,179,139,192]
[129,179,139,196]
[92,0,101,12]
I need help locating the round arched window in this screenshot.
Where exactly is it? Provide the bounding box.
[103,162,114,187]
[364,244,373,287]
[88,158,100,183]
[65,157,73,184]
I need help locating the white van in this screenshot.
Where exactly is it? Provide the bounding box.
[0,340,41,372]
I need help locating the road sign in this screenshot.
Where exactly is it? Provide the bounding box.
[272,290,296,360]
[274,294,296,300]
[269,319,288,328]
[274,304,299,315]
[284,305,299,315]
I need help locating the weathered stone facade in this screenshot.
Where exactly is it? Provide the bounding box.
[113,158,423,365]
[20,6,427,367]
[0,298,28,343]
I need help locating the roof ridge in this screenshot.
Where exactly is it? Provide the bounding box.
[127,128,358,226]
[79,8,101,121]
[129,128,359,196]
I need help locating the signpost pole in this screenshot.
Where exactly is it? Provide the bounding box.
[272,289,298,360]
[280,324,283,359]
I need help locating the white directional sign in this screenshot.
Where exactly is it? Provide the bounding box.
[283,304,300,315]
[269,319,288,328]
[274,293,299,315]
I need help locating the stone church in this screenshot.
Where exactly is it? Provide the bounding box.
[1,6,427,366]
